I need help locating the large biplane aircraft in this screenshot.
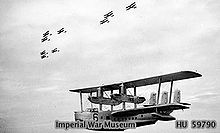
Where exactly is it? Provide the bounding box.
[69,71,202,131]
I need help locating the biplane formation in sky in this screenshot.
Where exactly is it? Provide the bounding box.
[69,71,202,131]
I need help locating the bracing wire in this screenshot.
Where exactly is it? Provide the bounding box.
[127,89,133,95]
[104,91,109,98]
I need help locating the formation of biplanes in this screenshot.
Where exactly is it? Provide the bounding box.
[69,71,202,131]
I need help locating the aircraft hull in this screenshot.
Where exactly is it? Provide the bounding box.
[74,110,159,131]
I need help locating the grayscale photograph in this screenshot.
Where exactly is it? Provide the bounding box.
[0,0,219,133]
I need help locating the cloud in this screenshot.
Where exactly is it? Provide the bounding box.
[186,91,220,103]
[0,118,7,133]
[35,86,59,92]
[0,0,220,133]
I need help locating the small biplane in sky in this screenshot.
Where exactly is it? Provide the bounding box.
[69,71,202,131]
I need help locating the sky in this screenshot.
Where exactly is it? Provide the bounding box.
[0,0,220,132]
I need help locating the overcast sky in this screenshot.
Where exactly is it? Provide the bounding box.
[0,0,220,132]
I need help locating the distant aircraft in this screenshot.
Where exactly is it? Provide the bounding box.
[43,31,50,37]
[126,2,137,11]
[40,54,48,59]
[69,71,202,131]
[40,50,48,59]
[51,48,60,53]
[57,28,66,34]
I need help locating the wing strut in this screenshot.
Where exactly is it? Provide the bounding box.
[157,78,162,104]
[90,92,93,108]
[169,80,173,103]
[134,86,137,108]
[121,83,126,110]
[80,91,83,112]
[111,90,113,111]
[97,87,103,111]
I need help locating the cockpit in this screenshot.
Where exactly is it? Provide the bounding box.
[85,108,98,112]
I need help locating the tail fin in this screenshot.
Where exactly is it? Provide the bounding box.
[173,89,181,103]
[161,91,168,104]
[149,92,156,105]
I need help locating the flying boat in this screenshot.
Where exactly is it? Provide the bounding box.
[69,71,202,131]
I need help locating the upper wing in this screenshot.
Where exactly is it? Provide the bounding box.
[69,71,202,93]
[111,103,189,117]
[69,83,121,93]
[123,71,201,88]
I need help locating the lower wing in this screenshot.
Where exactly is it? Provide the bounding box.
[111,103,189,117]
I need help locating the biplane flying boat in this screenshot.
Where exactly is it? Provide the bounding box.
[69,71,202,131]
